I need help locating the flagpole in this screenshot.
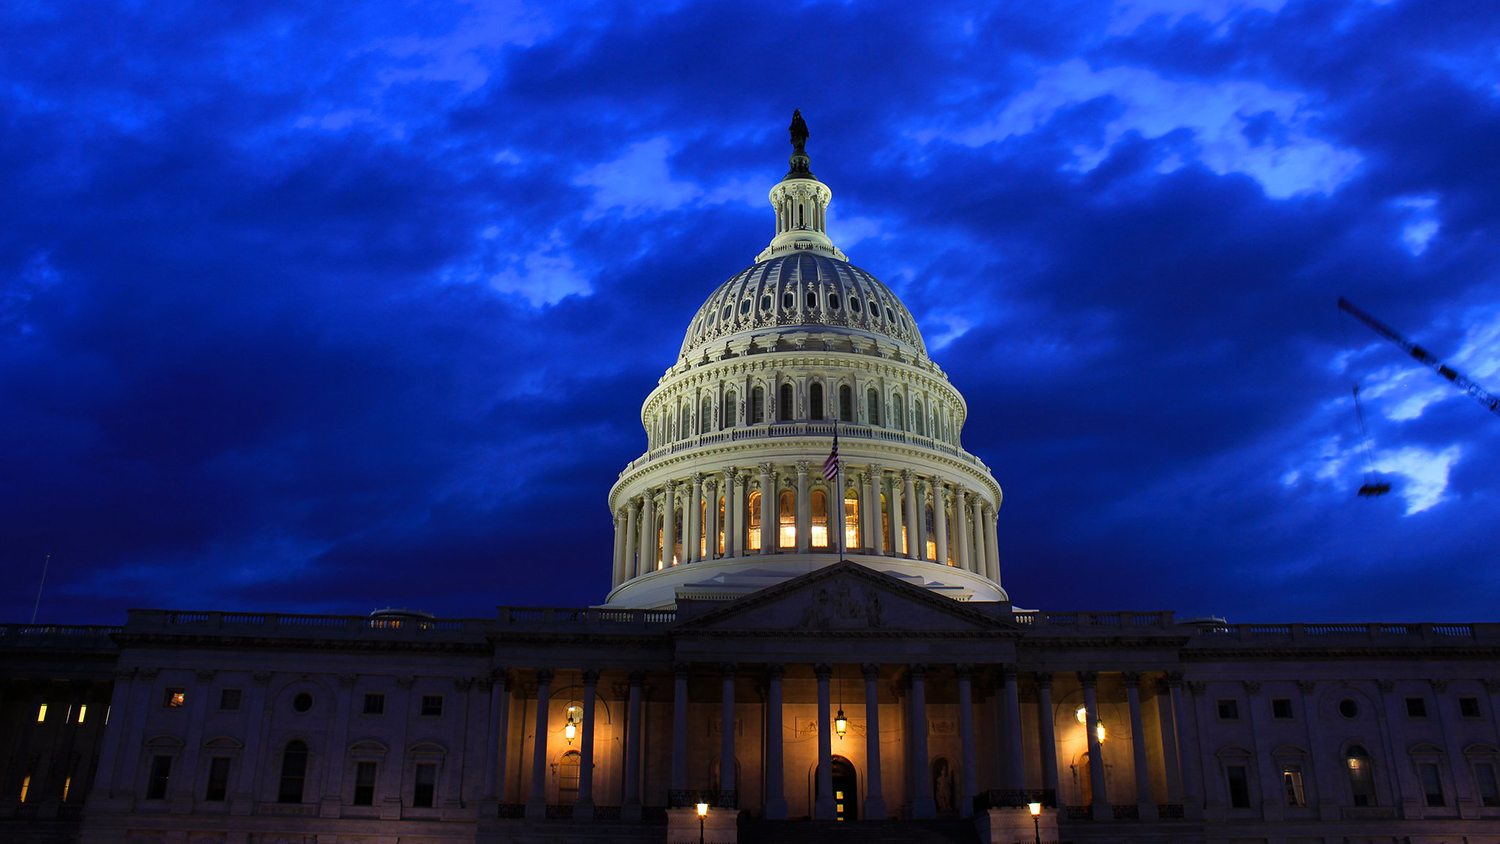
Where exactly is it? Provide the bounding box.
[834,420,845,563]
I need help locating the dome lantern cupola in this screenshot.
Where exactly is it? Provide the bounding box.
[757,109,847,263]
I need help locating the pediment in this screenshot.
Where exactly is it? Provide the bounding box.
[672,562,1015,635]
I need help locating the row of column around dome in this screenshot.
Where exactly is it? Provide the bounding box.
[610,464,1000,590]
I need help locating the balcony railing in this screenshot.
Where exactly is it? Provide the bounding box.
[1188,622,1497,644]
[623,422,989,475]
[124,610,491,639]
[973,789,1057,812]
[497,607,676,627]
[669,789,737,809]
[1012,612,1177,630]
[0,624,121,649]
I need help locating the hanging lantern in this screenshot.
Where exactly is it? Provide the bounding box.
[834,708,848,739]
[1095,720,1106,744]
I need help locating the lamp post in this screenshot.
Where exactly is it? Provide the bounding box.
[1028,801,1041,844]
[696,801,709,844]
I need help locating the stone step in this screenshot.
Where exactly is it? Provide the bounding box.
[739,818,982,844]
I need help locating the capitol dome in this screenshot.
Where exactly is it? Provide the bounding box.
[605,112,1005,609]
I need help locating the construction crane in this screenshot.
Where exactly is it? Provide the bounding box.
[1337,297,1500,418]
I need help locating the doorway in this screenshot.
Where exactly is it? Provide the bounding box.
[828,756,857,821]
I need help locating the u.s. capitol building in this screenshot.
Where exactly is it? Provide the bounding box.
[4,114,1500,844]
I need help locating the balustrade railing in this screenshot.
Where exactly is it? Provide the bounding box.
[624,422,988,474]
[668,789,737,809]
[972,788,1056,811]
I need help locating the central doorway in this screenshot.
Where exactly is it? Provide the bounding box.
[829,756,857,821]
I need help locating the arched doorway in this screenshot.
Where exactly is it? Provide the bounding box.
[816,756,858,821]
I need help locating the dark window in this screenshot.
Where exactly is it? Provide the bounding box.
[838,386,853,422]
[1226,765,1250,808]
[723,391,737,428]
[146,755,172,800]
[1419,762,1445,806]
[353,761,377,806]
[293,692,313,713]
[722,305,731,320]
[739,299,751,315]
[219,689,242,711]
[706,312,715,327]
[1477,763,1500,807]
[205,757,231,802]
[778,384,793,422]
[1406,697,1428,718]
[559,751,581,794]
[413,763,437,808]
[810,383,824,420]
[783,291,794,309]
[421,695,443,717]
[363,693,385,715]
[700,398,712,434]
[866,389,881,426]
[1461,696,1483,718]
[751,387,765,424]
[1218,699,1239,720]
[277,741,308,803]
[760,294,771,310]
[885,307,895,322]
[806,291,818,309]
[1272,698,1293,720]
[828,294,840,310]
[850,297,861,313]
[164,688,185,708]
[1339,699,1359,719]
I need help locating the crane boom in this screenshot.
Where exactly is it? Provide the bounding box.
[1338,297,1500,417]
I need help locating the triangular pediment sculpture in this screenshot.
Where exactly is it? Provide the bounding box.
[672,562,1015,634]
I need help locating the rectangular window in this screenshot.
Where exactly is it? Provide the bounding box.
[146,755,172,800]
[353,761,377,806]
[36,703,47,723]
[61,774,72,802]
[1226,765,1251,808]
[413,763,437,807]
[76,704,87,723]
[164,688,186,708]
[1476,762,1500,807]
[219,689,241,711]
[19,772,32,803]
[1282,765,1306,807]
[1217,699,1240,720]
[420,695,443,717]
[1271,698,1294,720]
[1419,761,1445,806]
[204,757,231,801]
[1406,697,1428,718]
[1460,696,1483,718]
[363,692,385,715]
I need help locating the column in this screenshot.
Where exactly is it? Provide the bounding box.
[832,471,847,557]
[862,664,886,819]
[885,474,901,557]
[914,479,929,560]
[688,473,704,563]
[1081,672,1109,819]
[957,665,977,818]
[91,669,136,797]
[970,494,985,577]
[575,670,599,817]
[526,669,554,819]
[1431,680,1477,816]
[1124,673,1156,818]
[865,465,882,551]
[1153,678,1182,804]
[719,664,737,799]
[984,506,1001,582]
[622,671,644,819]
[662,480,678,566]
[815,664,835,818]
[933,481,949,566]
[638,491,655,576]
[740,471,753,556]
[795,462,810,553]
[611,511,626,586]
[758,463,775,554]
[623,503,638,583]
[724,468,739,558]
[235,671,271,809]
[1036,672,1059,796]
[671,664,689,792]
[765,665,788,819]
[910,665,936,818]
[953,489,970,571]
[318,673,354,813]
[482,669,510,802]
[704,479,719,560]
[1002,665,1025,789]
[894,473,918,557]
[1170,673,1203,818]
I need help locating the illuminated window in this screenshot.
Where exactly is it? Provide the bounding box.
[1346,745,1375,806]
[1282,765,1306,807]
[558,751,581,795]
[61,774,71,802]
[880,494,891,553]
[810,382,824,420]
[778,383,794,421]
[810,490,829,547]
[778,490,796,549]
[36,704,47,723]
[866,389,881,426]
[672,508,683,564]
[19,772,32,803]
[147,755,172,800]
[925,505,936,560]
[751,387,765,424]
[164,688,186,708]
[717,497,726,554]
[353,761,377,806]
[700,499,708,557]
[747,491,762,551]
[838,385,853,422]
[278,741,308,803]
[844,489,860,550]
[413,763,437,807]
[205,757,231,802]
[723,390,737,428]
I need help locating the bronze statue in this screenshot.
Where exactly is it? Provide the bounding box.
[789,109,809,154]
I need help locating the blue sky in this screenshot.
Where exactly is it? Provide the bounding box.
[4,0,1499,623]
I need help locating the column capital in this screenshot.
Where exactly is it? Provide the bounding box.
[767,663,786,680]
[1122,671,1142,688]
[795,460,809,476]
[692,472,705,485]
[1295,679,1316,694]
[900,467,915,481]
[909,663,928,680]
[628,670,646,686]
[1166,671,1185,688]
[867,462,883,475]
[195,669,217,683]
[1242,680,1261,694]
[815,663,833,679]
[1002,664,1019,682]
[454,677,475,692]
[139,667,161,680]
[1035,671,1054,689]
[724,466,740,481]
[491,667,511,687]
[721,663,738,677]
[704,478,717,493]
[955,663,974,678]
[534,669,555,685]
[1429,679,1449,693]
[628,497,641,514]
[1187,680,1207,696]
[759,462,775,477]
[1376,679,1396,693]
[1079,670,1098,688]
[581,669,601,686]
[114,668,138,681]
[673,662,692,678]
[664,477,677,491]
[861,663,880,680]
[1483,678,1500,694]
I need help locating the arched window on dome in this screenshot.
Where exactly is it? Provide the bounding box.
[839,385,854,423]
[778,383,794,422]
[746,491,762,551]
[679,403,692,440]
[723,390,737,428]
[751,387,766,424]
[914,400,926,436]
[700,397,712,435]
[867,389,882,427]
[810,489,829,548]
[893,392,905,431]
[778,490,795,549]
[924,504,937,561]
[844,487,860,550]
[810,382,825,420]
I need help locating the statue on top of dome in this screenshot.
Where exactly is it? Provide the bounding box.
[789,109,809,154]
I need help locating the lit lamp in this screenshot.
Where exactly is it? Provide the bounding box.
[834,707,848,739]
[696,801,709,844]
[564,704,582,744]
[1095,720,1107,744]
[1028,801,1041,844]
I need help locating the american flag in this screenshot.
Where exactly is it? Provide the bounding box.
[822,426,840,481]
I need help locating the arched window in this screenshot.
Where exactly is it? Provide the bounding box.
[700,398,712,434]
[679,405,691,439]
[839,385,854,422]
[925,505,936,561]
[810,489,829,548]
[559,751,581,795]
[699,499,708,557]
[277,740,308,804]
[844,488,860,550]
[655,515,664,569]
[914,400,925,436]
[880,493,891,553]
[747,491,762,551]
[867,389,881,426]
[778,490,796,549]
[717,497,726,554]
[778,383,794,422]
[751,387,765,424]
[1346,745,1376,806]
[893,393,905,430]
[810,383,825,420]
[723,390,737,428]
